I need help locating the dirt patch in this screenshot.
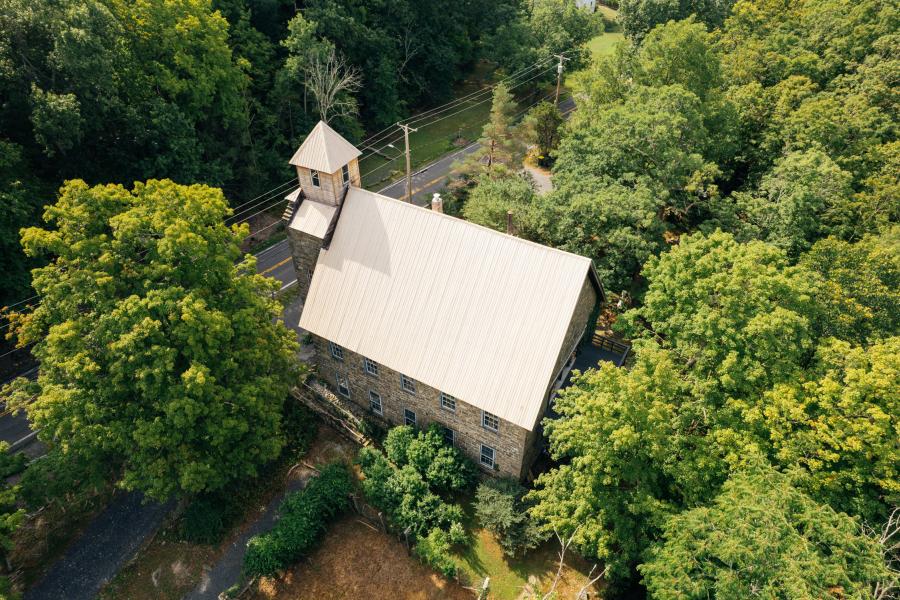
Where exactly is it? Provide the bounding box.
[251,517,470,600]
[99,540,217,600]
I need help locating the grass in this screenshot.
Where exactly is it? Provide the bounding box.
[588,4,625,59]
[588,31,625,58]
[358,61,554,190]
[452,529,600,599]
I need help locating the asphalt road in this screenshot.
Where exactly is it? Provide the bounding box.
[24,492,174,600]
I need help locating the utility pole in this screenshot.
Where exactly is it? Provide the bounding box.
[397,122,418,203]
[554,53,570,106]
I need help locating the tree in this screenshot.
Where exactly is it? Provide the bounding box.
[523,101,563,166]
[618,231,821,403]
[799,229,900,344]
[550,179,666,293]
[484,0,599,76]
[304,47,362,124]
[465,82,524,178]
[618,0,735,42]
[6,179,298,500]
[759,337,900,520]
[462,175,541,236]
[640,462,889,600]
[475,478,546,557]
[725,149,854,256]
[531,232,825,582]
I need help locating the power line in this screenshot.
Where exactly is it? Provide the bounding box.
[358,55,559,150]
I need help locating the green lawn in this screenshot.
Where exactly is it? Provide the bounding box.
[452,529,600,599]
[358,61,556,189]
[588,4,625,59]
[358,96,491,188]
[588,31,625,58]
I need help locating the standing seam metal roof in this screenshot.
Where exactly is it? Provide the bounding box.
[297,188,595,431]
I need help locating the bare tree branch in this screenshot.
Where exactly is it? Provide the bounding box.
[869,507,900,600]
[303,47,361,123]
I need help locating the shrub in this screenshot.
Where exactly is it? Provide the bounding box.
[414,528,458,578]
[383,425,415,465]
[282,401,317,458]
[475,478,547,557]
[243,462,352,578]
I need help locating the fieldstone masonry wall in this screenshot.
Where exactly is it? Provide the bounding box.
[309,333,533,479]
[286,228,323,304]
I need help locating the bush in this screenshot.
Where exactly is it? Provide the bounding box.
[383,426,415,465]
[243,463,353,579]
[475,478,547,557]
[358,424,473,577]
[282,401,317,458]
[414,528,457,578]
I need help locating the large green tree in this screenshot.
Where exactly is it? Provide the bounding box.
[640,462,889,599]
[619,0,735,42]
[6,179,298,500]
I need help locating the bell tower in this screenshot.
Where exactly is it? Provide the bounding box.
[288,120,362,205]
[284,121,362,306]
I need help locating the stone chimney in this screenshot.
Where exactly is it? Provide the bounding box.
[431,193,444,213]
[507,210,514,235]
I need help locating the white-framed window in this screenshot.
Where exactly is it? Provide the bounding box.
[341,164,350,185]
[336,374,350,398]
[311,169,320,187]
[400,374,416,394]
[440,392,456,413]
[441,426,455,447]
[480,444,496,469]
[404,408,417,427]
[369,390,382,415]
[364,358,379,377]
[482,410,499,432]
[329,342,344,361]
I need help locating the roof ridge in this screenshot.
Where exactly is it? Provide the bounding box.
[349,186,595,266]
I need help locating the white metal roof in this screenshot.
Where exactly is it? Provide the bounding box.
[289,120,362,173]
[289,200,337,239]
[299,188,595,430]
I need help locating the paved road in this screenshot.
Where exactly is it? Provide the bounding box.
[24,492,173,600]
[185,469,314,600]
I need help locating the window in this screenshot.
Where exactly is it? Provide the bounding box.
[440,393,456,413]
[441,426,455,447]
[369,390,382,415]
[311,169,320,187]
[480,444,496,469]
[336,374,350,398]
[329,342,344,361]
[404,408,416,427]
[341,164,350,185]
[364,358,379,377]
[482,410,499,432]
[400,374,416,394]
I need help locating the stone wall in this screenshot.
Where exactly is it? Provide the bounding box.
[286,228,323,304]
[308,333,533,479]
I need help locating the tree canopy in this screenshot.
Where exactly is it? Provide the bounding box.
[6,179,298,500]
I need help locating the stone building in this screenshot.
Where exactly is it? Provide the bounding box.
[284,121,605,480]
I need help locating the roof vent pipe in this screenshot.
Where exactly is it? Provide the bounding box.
[507,210,514,235]
[431,193,444,214]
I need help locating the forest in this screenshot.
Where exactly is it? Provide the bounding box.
[0,0,898,598]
